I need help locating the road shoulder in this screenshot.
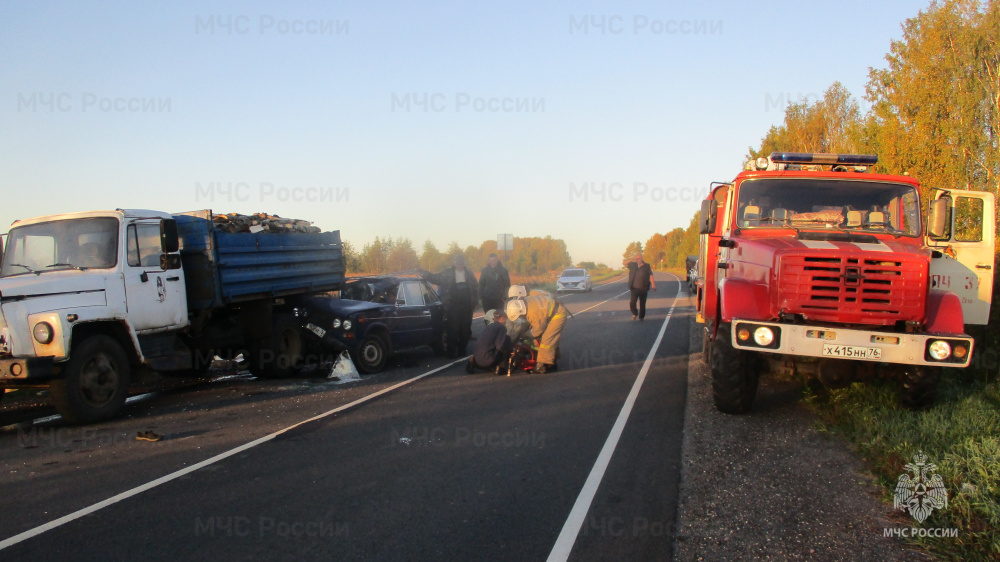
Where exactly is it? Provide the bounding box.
[672,301,932,561]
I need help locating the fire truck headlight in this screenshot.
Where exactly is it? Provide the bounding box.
[33,322,54,345]
[928,340,952,361]
[753,327,775,347]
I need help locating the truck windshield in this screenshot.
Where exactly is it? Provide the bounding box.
[735,178,921,237]
[0,218,119,277]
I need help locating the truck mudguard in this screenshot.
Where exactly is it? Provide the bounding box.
[719,277,771,322]
[924,289,966,335]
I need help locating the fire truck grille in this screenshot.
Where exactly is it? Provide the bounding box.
[778,254,926,324]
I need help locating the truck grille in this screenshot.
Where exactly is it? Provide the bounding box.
[778,254,926,325]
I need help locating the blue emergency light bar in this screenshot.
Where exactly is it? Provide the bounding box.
[770,152,878,166]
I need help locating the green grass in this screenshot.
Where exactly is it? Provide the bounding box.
[806,375,1000,560]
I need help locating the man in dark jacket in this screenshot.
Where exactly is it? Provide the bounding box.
[627,254,656,320]
[422,254,478,357]
[466,309,513,373]
[478,253,511,313]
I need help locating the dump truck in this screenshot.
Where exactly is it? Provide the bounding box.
[0,209,344,423]
[696,153,995,413]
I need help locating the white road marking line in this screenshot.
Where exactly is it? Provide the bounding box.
[547,276,681,562]
[0,357,468,551]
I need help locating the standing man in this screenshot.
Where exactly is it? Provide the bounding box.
[422,254,478,357]
[506,292,568,374]
[628,254,656,320]
[478,253,511,314]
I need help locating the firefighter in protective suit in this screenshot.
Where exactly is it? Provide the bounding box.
[505,293,568,374]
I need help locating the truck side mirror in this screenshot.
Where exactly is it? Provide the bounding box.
[927,198,950,240]
[161,219,180,253]
[699,199,718,234]
[160,254,182,270]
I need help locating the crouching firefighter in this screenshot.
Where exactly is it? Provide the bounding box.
[505,293,568,374]
[467,309,513,374]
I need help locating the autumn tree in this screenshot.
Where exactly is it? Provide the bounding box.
[865,0,999,196]
[420,240,446,272]
[622,241,642,265]
[749,82,865,161]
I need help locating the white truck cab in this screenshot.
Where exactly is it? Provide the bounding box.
[0,209,185,422]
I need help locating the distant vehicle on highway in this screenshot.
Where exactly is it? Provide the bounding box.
[556,268,592,293]
[300,276,446,373]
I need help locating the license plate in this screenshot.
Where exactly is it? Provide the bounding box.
[306,323,326,338]
[822,344,882,360]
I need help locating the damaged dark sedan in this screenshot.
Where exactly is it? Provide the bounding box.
[298,276,447,373]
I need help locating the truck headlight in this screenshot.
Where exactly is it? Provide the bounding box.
[753,327,775,347]
[342,320,352,330]
[33,322,54,345]
[332,318,342,329]
[928,340,952,361]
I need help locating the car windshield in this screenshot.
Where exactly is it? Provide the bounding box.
[562,269,585,277]
[1,217,119,277]
[735,178,921,237]
[341,278,400,304]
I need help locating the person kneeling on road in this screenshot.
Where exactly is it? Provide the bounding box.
[505,293,568,374]
[467,309,513,374]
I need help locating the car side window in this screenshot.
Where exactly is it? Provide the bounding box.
[421,281,441,304]
[398,282,425,307]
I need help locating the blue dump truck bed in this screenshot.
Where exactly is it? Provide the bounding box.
[174,210,345,311]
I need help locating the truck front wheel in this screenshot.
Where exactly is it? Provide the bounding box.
[50,335,131,424]
[900,366,940,410]
[709,323,759,414]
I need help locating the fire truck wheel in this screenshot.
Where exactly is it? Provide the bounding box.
[900,366,940,410]
[50,335,131,424]
[709,324,759,414]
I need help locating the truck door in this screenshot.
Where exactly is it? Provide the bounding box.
[122,220,189,332]
[927,189,995,325]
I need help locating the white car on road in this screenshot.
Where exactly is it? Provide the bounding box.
[556,268,592,293]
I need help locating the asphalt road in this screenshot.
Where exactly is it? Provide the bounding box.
[0,273,691,561]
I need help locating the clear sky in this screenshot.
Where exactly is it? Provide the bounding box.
[0,0,934,267]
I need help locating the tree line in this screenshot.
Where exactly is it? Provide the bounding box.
[343,236,574,276]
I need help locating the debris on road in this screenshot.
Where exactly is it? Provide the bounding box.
[136,431,162,442]
[328,351,361,384]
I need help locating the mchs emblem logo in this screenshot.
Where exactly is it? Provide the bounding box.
[894,451,948,523]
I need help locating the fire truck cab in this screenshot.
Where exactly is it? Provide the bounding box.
[696,152,995,413]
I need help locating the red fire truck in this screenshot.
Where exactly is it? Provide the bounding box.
[696,152,995,413]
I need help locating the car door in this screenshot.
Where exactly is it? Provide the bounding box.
[926,189,995,325]
[391,280,433,348]
[420,280,445,345]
